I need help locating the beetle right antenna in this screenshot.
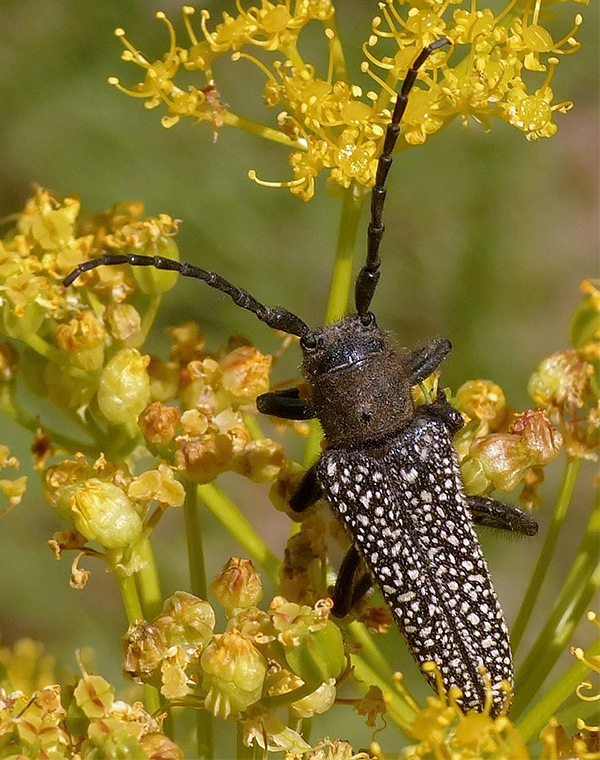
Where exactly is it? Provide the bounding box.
[354,37,450,317]
[63,253,311,338]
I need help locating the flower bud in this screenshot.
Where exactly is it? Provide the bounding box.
[132,237,179,295]
[157,591,216,652]
[175,434,233,483]
[55,311,105,354]
[510,409,563,465]
[454,380,508,429]
[290,680,336,718]
[201,631,266,718]
[138,402,180,445]
[231,439,286,483]
[220,345,272,403]
[570,279,600,354]
[270,598,345,684]
[104,303,143,346]
[123,621,168,682]
[283,619,345,685]
[68,479,143,549]
[211,558,263,616]
[97,348,151,432]
[528,350,592,410]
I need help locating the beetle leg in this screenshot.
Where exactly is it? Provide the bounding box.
[289,463,322,512]
[331,545,373,618]
[257,388,316,420]
[467,495,538,536]
[406,338,452,384]
[420,388,464,434]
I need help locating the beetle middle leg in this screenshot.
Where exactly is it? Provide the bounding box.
[467,495,538,536]
[331,544,372,618]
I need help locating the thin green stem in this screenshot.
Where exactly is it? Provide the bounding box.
[222,111,305,150]
[512,456,582,653]
[140,295,163,343]
[184,481,208,599]
[303,183,367,468]
[347,621,396,684]
[516,631,600,743]
[182,481,213,759]
[324,182,366,324]
[115,570,161,714]
[134,537,163,620]
[197,482,280,584]
[24,334,87,377]
[512,490,600,718]
[0,386,96,456]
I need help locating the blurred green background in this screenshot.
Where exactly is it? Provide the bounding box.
[0,0,598,752]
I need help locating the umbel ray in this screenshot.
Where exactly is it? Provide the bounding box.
[65,39,538,716]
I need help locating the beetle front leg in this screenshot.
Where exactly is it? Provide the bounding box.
[257,387,316,420]
[406,338,452,384]
[467,495,538,536]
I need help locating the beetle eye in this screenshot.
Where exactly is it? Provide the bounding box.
[300,333,318,351]
[360,312,375,327]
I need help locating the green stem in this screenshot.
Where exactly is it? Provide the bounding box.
[24,334,88,377]
[512,490,600,718]
[516,630,600,743]
[303,183,367,468]
[184,481,208,599]
[222,111,305,150]
[134,537,163,620]
[347,621,396,684]
[197,483,280,584]
[324,182,366,324]
[0,386,95,455]
[182,481,214,759]
[116,570,161,714]
[140,295,163,343]
[511,456,581,653]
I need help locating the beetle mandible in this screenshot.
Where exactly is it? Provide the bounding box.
[64,39,538,716]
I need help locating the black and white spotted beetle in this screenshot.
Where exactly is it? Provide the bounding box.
[65,39,538,715]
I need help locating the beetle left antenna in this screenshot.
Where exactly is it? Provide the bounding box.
[63,253,311,338]
[355,37,450,316]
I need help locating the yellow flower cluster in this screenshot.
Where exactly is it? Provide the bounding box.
[123,582,345,752]
[110,0,585,199]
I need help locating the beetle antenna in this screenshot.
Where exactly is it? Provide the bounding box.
[355,37,450,316]
[63,253,312,338]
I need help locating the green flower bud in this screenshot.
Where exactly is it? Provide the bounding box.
[132,238,179,295]
[211,558,263,616]
[528,350,592,411]
[97,348,151,433]
[201,631,266,718]
[86,717,146,758]
[290,680,336,718]
[73,674,114,719]
[69,479,143,549]
[283,620,345,684]
[157,591,216,652]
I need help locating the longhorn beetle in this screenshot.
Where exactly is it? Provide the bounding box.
[65,39,538,716]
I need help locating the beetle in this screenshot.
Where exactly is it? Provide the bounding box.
[64,39,538,715]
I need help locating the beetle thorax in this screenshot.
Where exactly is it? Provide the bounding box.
[301,315,415,448]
